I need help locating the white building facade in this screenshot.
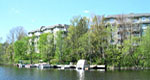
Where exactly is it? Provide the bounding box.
[105,13,150,45]
[28,24,69,53]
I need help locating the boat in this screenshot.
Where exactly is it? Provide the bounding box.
[38,63,51,69]
[76,59,89,70]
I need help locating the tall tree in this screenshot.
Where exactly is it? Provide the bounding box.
[7,26,27,43]
[38,33,55,64]
[6,26,27,62]
[14,37,29,62]
[28,36,36,64]
[90,15,111,65]
[65,16,89,62]
[137,27,150,67]
[55,31,65,63]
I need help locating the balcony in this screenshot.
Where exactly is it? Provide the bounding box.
[35,32,41,36]
[137,18,150,23]
[132,28,140,32]
[142,26,147,30]
[28,34,33,37]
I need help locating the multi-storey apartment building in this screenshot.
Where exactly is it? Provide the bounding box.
[28,24,69,53]
[105,13,150,45]
[28,13,150,52]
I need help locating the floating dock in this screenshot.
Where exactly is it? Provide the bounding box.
[17,64,106,70]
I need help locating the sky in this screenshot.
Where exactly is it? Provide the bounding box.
[0,0,150,42]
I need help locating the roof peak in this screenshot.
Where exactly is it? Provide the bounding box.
[106,13,150,19]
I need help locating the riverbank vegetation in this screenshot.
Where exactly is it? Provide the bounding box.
[0,15,150,68]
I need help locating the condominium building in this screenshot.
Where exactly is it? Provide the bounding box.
[105,13,150,45]
[28,13,150,53]
[28,24,69,53]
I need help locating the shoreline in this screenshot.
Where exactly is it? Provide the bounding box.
[1,63,150,71]
[108,66,150,70]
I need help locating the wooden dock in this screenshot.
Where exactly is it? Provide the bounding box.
[17,64,106,70]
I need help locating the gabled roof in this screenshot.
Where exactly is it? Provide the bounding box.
[28,24,69,34]
[106,13,150,19]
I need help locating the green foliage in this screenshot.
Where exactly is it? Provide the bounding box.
[89,16,111,64]
[63,16,89,62]
[2,16,150,68]
[54,31,65,63]
[5,44,14,62]
[0,43,3,62]
[38,33,55,64]
[14,37,29,62]
[135,27,150,67]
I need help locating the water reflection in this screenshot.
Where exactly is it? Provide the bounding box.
[1,65,150,80]
[97,69,105,72]
[76,70,85,80]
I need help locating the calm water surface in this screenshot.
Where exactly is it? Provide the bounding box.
[0,65,150,80]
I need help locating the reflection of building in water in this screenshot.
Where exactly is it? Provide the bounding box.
[77,70,85,80]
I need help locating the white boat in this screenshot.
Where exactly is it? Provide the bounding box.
[76,60,89,70]
[17,64,25,68]
[38,63,51,69]
[25,64,36,68]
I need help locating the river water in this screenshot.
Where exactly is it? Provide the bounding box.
[0,65,150,80]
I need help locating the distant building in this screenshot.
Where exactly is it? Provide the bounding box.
[28,13,150,53]
[28,24,69,53]
[105,13,150,45]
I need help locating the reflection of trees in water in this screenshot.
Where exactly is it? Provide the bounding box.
[77,70,85,80]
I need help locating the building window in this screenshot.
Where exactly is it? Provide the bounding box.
[142,24,147,29]
[149,17,150,20]
[110,39,115,44]
[109,19,115,23]
[141,17,146,21]
[133,19,138,23]
[126,32,130,35]
[142,31,145,35]
[117,40,121,44]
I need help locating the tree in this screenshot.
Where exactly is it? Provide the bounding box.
[64,16,89,62]
[0,43,3,61]
[0,42,9,63]
[5,44,14,62]
[78,32,90,60]
[6,26,27,63]
[28,35,36,64]
[114,14,143,68]
[47,33,55,64]
[38,33,55,64]
[14,37,29,62]
[7,26,27,43]
[90,15,111,65]
[136,27,150,67]
[64,25,77,62]
[55,31,65,63]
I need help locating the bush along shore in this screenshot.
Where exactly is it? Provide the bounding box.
[0,15,150,69]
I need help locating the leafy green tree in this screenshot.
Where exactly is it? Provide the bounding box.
[64,26,77,62]
[47,33,55,64]
[64,16,89,62]
[28,36,36,64]
[105,44,120,66]
[90,15,111,65]
[0,43,3,62]
[0,42,9,63]
[38,33,48,59]
[136,27,150,67]
[4,26,27,63]
[78,32,90,60]
[55,31,65,64]
[38,33,55,64]
[14,37,29,62]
